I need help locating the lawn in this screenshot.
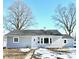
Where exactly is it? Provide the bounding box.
[3,48,76,59]
[3,48,32,59]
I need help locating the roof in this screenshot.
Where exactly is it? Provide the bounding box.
[5,30,62,36]
[62,34,73,39]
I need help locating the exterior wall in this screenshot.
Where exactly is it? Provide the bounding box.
[31,35,74,48]
[31,35,63,48]
[63,38,74,48]
[73,40,76,47]
[3,36,7,47]
[49,38,64,48]
[6,35,74,48]
[7,36,32,48]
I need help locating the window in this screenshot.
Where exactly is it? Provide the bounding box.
[13,37,19,43]
[64,40,66,43]
[38,41,40,43]
[38,37,40,43]
[41,38,43,43]
[38,39,40,43]
[44,38,49,43]
[34,39,35,41]
[50,38,52,43]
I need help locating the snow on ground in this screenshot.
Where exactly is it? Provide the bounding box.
[34,48,76,59]
[41,54,56,59]
[57,54,70,59]
[35,48,51,54]
[20,48,31,52]
[34,48,57,59]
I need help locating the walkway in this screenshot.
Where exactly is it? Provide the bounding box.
[25,49,35,59]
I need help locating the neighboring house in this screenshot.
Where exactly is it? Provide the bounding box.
[4,30,74,49]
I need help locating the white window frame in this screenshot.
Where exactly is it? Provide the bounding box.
[13,37,19,43]
[41,38,43,44]
[50,38,52,44]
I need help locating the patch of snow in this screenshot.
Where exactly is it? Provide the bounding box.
[57,54,70,59]
[34,48,50,55]
[34,48,56,59]
[68,48,76,51]
[41,53,57,59]
[20,48,31,52]
[41,54,56,59]
[34,48,76,59]
[57,50,76,59]
[67,52,76,59]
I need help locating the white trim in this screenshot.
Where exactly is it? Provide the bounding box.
[43,37,44,44]
[49,37,50,44]
[13,37,19,43]
[38,37,54,44]
[49,37,52,44]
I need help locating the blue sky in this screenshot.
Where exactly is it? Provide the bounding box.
[3,0,75,33]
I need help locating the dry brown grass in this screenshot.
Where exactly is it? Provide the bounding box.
[3,48,70,59]
[47,48,69,52]
[3,48,31,59]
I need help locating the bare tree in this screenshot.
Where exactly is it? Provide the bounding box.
[4,0,33,31]
[53,3,76,36]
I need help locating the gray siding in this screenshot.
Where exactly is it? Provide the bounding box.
[7,36,32,48]
[63,38,74,48]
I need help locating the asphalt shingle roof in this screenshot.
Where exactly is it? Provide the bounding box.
[5,30,62,36]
